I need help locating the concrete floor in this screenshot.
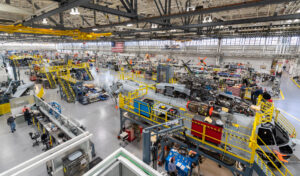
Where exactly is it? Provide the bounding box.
[0,69,299,176]
[274,71,300,174]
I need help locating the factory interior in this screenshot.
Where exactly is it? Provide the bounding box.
[0,0,300,176]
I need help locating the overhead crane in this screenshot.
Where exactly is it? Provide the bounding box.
[0,25,112,40]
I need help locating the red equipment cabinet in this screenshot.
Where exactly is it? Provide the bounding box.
[191,117,223,145]
[125,128,135,142]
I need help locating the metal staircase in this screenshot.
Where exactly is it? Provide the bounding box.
[254,153,275,176]
[58,78,75,103]
[45,72,56,89]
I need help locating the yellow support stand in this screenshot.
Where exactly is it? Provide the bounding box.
[32,117,35,126]
[37,121,40,131]
[49,136,53,146]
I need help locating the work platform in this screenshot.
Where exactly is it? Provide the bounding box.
[118,86,296,176]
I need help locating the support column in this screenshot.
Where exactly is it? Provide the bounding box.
[142,129,151,164]
[216,37,222,66]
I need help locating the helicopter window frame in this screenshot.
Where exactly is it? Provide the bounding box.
[272,124,289,146]
[257,127,276,146]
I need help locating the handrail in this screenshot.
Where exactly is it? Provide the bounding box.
[254,153,275,176]
[256,136,293,176]
[119,90,294,175]
[275,110,297,138]
[44,72,53,88]
[119,93,254,163]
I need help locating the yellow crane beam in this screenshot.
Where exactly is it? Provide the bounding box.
[0,25,112,40]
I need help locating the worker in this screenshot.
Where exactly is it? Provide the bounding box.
[251,87,263,105]
[7,116,16,133]
[22,106,29,113]
[24,108,32,125]
[283,65,286,71]
[168,157,177,176]
[240,83,247,99]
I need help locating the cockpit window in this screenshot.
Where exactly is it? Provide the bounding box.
[273,124,289,145]
[258,128,275,145]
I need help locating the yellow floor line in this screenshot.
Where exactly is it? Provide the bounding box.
[291,78,300,89]
[280,90,285,100]
[277,108,300,122]
[273,90,284,101]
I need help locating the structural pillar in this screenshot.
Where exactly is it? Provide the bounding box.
[142,129,151,164]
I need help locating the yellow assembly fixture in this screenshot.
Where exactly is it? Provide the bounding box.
[0,24,112,40]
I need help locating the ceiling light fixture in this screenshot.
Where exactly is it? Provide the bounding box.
[286,20,292,23]
[127,23,133,27]
[203,16,212,23]
[70,8,80,15]
[186,6,195,12]
[294,19,299,22]
[297,9,300,13]
[92,28,98,31]
[42,18,48,24]
[151,24,158,28]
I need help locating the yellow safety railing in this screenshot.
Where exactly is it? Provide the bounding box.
[249,97,294,176]
[275,110,297,138]
[44,72,54,88]
[121,71,157,90]
[255,95,274,124]
[59,75,77,84]
[119,88,295,176]
[127,87,148,102]
[256,136,293,176]
[254,153,275,176]
[66,81,76,100]
[50,72,56,85]
[119,91,255,163]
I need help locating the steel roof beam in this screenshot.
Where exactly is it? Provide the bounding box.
[81,3,168,26]
[81,3,137,18]
[23,0,90,25]
[111,13,300,34]
[86,0,298,29]
[26,0,58,26]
